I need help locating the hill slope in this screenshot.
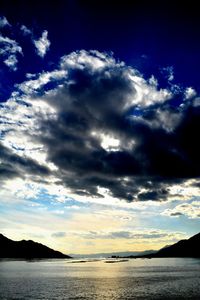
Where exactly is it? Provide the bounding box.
[112,232,200,259]
[0,234,71,259]
[152,232,200,258]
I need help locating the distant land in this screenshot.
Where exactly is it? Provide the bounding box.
[0,234,71,259]
[70,250,156,258]
[116,232,200,259]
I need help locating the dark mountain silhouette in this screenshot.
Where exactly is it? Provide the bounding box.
[0,234,71,259]
[109,232,200,259]
[127,232,200,259]
[151,232,200,258]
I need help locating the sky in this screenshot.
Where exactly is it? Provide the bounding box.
[0,0,199,254]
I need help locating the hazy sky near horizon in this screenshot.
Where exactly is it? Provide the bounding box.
[0,1,199,254]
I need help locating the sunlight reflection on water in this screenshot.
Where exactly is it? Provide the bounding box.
[0,258,200,299]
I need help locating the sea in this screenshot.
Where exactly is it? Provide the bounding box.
[0,258,200,299]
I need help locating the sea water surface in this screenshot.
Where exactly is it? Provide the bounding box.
[0,258,200,299]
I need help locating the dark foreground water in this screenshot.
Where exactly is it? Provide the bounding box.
[0,258,200,299]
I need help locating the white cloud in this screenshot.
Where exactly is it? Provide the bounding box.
[91,131,121,152]
[4,54,18,71]
[0,34,23,71]
[60,50,118,71]
[128,73,171,108]
[185,87,196,99]
[17,69,67,94]
[162,66,174,82]
[20,24,32,36]
[0,16,10,28]
[34,30,50,58]
[0,35,22,55]
[161,201,200,219]
[168,180,200,200]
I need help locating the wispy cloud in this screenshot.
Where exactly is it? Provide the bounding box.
[52,232,66,238]
[20,24,32,36]
[34,30,50,58]
[4,54,18,71]
[0,34,23,70]
[0,16,10,28]
[69,229,185,241]
[162,201,200,219]
[0,17,52,70]
[162,66,174,82]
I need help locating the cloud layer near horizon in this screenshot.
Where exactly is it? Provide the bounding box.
[0,50,199,203]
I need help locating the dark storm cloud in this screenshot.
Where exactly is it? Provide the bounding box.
[2,50,199,201]
[0,142,50,181]
[138,189,169,201]
[25,50,199,202]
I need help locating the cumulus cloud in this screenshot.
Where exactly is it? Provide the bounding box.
[0,50,199,203]
[34,30,50,58]
[0,35,22,70]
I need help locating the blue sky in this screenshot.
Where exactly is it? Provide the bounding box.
[0,1,199,254]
